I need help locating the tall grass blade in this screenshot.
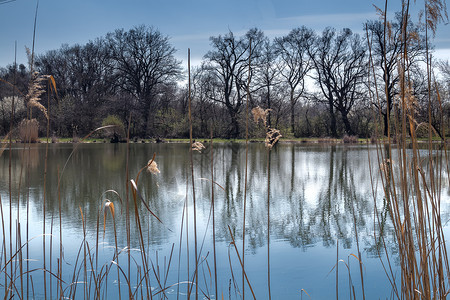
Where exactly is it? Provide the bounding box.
[211,127,218,300]
[187,48,199,300]
[227,226,256,300]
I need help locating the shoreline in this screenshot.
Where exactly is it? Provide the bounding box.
[1,136,446,145]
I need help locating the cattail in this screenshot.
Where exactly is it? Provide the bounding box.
[147,160,160,174]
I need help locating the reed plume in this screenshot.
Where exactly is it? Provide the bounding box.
[251,106,271,127]
[192,141,205,152]
[368,1,450,298]
[25,72,51,119]
[147,160,161,175]
[265,128,282,150]
[102,200,116,235]
[251,106,282,149]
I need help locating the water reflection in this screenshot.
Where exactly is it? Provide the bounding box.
[1,143,449,298]
[0,143,390,248]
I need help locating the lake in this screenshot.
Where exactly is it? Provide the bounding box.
[1,142,449,299]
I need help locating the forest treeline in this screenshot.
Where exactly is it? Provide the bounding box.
[1,13,450,139]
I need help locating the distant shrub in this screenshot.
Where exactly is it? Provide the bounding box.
[101,115,126,142]
[343,135,358,144]
[154,108,188,138]
[18,118,39,143]
[370,134,378,144]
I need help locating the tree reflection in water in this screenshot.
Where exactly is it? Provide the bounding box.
[2,143,448,298]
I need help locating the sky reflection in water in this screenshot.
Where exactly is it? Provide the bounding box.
[1,143,449,299]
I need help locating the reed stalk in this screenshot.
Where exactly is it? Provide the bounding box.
[130,182,152,299]
[185,160,190,300]
[227,226,256,300]
[187,48,199,300]
[266,146,271,300]
[42,72,51,300]
[25,139,30,299]
[350,188,365,300]
[211,126,218,300]
[176,178,188,300]
[336,239,339,300]
[242,39,251,300]
[0,189,7,296]
[366,19,401,299]
[58,166,63,300]
[7,41,17,297]
[368,1,450,298]
[126,113,131,299]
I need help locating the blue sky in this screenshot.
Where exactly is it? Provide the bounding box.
[0,0,449,68]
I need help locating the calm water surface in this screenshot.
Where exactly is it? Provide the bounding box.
[1,143,449,299]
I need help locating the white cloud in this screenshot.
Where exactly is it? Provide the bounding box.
[432,48,450,62]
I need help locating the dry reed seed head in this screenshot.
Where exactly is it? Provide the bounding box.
[104,200,115,218]
[147,160,160,174]
[265,127,282,150]
[252,106,271,127]
[373,6,394,42]
[192,141,205,152]
[103,199,115,235]
[373,5,385,19]
[26,72,50,119]
[405,86,418,112]
[423,0,449,36]
[408,31,420,43]
[387,21,393,42]
[397,83,418,117]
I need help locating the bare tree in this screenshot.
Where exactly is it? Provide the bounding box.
[438,60,450,88]
[36,39,115,134]
[252,38,282,128]
[309,28,367,136]
[274,26,314,136]
[365,14,425,136]
[190,64,220,136]
[204,28,264,138]
[106,25,182,136]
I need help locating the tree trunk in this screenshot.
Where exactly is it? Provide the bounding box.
[227,107,240,138]
[290,90,295,136]
[383,111,389,137]
[340,109,354,136]
[329,98,337,137]
[305,108,311,136]
[144,99,155,138]
[267,86,272,128]
[383,83,394,137]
